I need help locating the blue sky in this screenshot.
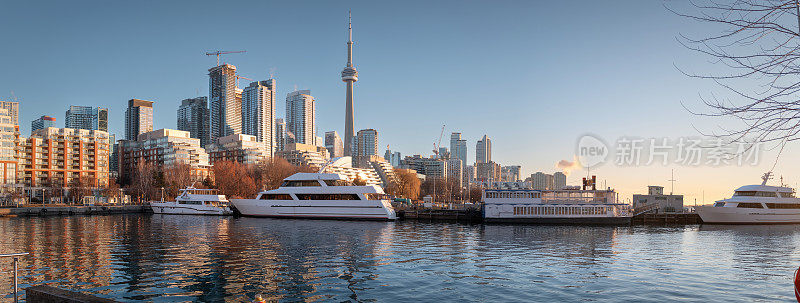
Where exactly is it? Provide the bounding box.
[1,0,795,202]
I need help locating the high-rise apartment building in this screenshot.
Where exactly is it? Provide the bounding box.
[206,134,270,165]
[209,64,240,143]
[275,118,286,153]
[241,79,276,156]
[355,129,378,157]
[0,101,19,126]
[553,172,567,190]
[501,165,521,182]
[119,129,210,183]
[530,172,555,190]
[19,127,110,188]
[325,131,344,158]
[450,132,467,166]
[0,108,18,187]
[31,116,56,133]
[177,97,210,147]
[384,150,401,167]
[286,90,316,145]
[476,135,492,164]
[66,106,108,132]
[124,99,153,140]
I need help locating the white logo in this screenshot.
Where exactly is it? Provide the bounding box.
[577,134,608,168]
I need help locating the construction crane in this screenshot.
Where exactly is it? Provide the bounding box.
[205,50,246,66]
[234,75,253,88]
[432,124,445,158]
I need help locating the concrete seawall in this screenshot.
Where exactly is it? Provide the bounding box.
[0,205,151,217]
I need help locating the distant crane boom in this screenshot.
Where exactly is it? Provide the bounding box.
[205,50,246,66]
[432,124,446,157]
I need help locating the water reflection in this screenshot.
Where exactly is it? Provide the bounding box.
[0,216,797,302]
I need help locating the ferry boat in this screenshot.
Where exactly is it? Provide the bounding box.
[150,187,233,216]
[230,172,397,220]
[483,176,632,225]
[696,173,800,224]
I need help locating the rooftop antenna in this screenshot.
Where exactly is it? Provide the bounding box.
[269,67,276,79]
[668,169,677,195]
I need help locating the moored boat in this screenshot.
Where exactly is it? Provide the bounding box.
[150,187,233,216]
[696,173,800,224]
[231,172,396,220]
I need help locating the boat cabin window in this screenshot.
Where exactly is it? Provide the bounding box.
[296,194,362,200]
[324,180,354,186]
[260,194,294,200]
[734,191,777,197]
[179,201,203,205]
[281,180,322,187]
[714,202,725,207]
[736,203,764,208]
[780,192,796,198]
[364,193,388,200]
[765,203,800,209]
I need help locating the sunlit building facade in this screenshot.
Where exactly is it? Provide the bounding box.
[119,129,210,183]
[206,134,270,165]
[18,127,110,188]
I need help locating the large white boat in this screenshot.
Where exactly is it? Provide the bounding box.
[150,187,233,216]
[696,173,800,224]
[483,176,632,225]
[231,172,397,220]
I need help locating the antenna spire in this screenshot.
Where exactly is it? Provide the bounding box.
[346,11,353,67]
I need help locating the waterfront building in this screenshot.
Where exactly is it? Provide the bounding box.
[19,127,110,188]
[554,172,567,190]
[0,101,19,126]
[476,161,501,182]
[384,150,401,167]
[450,132,467,167]
[501,165,521,182]
[209,64,240,143]
[482,181,532,190]
[177,97,210,147]
[275,118,286,152]
[322,157,383,186]
[124,99,153,140]
[66,105,108,132]
[0,108,19,188]
[286,90,316,145]
[466,165,476,182]
[632,185,684,213]
[205,133,270,165]
[446,158,463,188]
[275,143,329,168]
[476,135,491,164]
[355,129,378,157]
[341,12,358,157]
[241,79,276,156]
[400,154,450,179]
[31,116,56,133]
[118,129,210,183]
[530,172,555,190]
[325,131,344,158]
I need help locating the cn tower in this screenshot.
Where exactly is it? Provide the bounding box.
[341,11,358,157]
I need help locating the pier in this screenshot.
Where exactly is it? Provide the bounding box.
[397,207,704,225]
[0,205,150,217]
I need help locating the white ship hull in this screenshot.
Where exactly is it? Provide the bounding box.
[696,205,800,224]
[150,201,233,216]
[231,199,397,220]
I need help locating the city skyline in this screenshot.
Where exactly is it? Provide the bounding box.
[1,1,797,203]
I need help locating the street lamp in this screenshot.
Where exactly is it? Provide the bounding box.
[160,187,165,202]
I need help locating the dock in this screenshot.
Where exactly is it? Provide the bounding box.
[0,205,150,217]
[398,208,703,225]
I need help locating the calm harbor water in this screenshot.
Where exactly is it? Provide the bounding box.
[0,215,798,302]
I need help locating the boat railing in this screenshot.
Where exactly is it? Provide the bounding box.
[632,203,660,216]
[1,252,28,303]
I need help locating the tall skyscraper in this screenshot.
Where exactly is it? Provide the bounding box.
[31,115,56,132]
[209,64,240,143]
[177,97,210,147]
[65,105,108,132]
[325,131,344,158]
[384,150,401,167]
[124,99,153,140]
[341,12,359,157]
[286,90,316,145]
[0,101,19,126]
[450,132,467,168]
[355,129,378,157]
[242,79,276,156]
[476,135,492,164]
[275,118,286,153]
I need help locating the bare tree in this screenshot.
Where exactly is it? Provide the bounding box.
[163,163,193,200]
[386,168,421,200]
[129,161,157,203]
[257,157,315,190]
[673,1,800,149]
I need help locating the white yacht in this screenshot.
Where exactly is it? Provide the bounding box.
[483,176,632,225]
[231,173,397,220]
[150,187,233,216]
[696,173,800,224]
